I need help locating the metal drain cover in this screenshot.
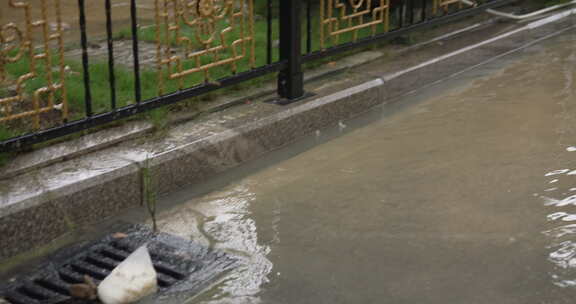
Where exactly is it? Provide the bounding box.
[0,225,238,304]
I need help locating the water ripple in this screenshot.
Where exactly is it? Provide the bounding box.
[542,167,576,287]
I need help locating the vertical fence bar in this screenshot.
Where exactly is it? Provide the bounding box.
[406,0,415,25]
[77,0,92,117]
[105,0,117,109]
[306,0,312,54]
[277,0,304,101]
[398,0,405,28]
[55,0,69,122]
[130,0,142,103]
[421,0,427,21]
[267,0,273,64]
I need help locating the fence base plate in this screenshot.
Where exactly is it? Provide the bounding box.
[267,92,316,106]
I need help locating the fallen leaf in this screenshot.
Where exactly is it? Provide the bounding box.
[70,275,98,300]
[112,232,128,239]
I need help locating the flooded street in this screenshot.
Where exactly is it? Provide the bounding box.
[142,30,576,304]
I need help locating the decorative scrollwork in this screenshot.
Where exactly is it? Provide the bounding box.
[433,0,463,15]
[320,0,390,49]
[154,0,255,94]
[0,0,68,129]
[0,23,26,84]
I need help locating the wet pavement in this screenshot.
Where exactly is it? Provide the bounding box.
[142,29,576,304]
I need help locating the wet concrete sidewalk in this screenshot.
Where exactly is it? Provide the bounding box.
[146,29,576,303]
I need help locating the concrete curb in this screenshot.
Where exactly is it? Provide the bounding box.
[0,50,384,181]
[1,9,576,262]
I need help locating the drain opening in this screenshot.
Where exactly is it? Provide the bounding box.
[33,280,69,296]
[1,226,238,304]
[17,286,50,300]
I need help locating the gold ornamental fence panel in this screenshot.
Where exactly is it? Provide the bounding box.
[433,0,464,15]
[318,0,473,50]
[0,0,68,130]
[319,0,391,49]
[153,0,256,95]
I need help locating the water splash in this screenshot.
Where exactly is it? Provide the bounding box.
[338,121,347,132]
[541,167,576,288]
[155,184,273,304]
[546,169,570,176]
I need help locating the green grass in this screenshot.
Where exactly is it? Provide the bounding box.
[0,125,15,143]
[111,16,283,99]
[142,157,157,232]
[5,54,131,119]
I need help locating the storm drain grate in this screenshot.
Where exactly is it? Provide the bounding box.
[1,225,238,304]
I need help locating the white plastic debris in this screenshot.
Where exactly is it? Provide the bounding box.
[97,245,158,304]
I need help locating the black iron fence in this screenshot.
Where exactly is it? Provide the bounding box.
[0,0,513,152]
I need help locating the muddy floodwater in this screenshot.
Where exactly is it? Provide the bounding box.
[141,30,576,304]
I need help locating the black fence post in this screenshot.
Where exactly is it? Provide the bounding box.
[277,0,304,102]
